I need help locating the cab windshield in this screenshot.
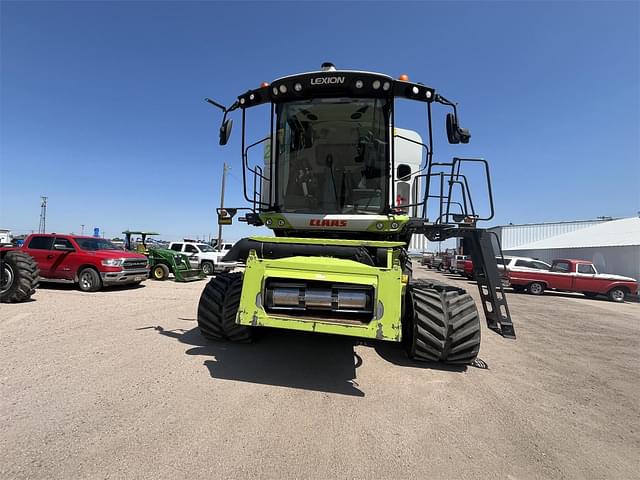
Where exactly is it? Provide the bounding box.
[275,97,389,214]
[76,238,120,251]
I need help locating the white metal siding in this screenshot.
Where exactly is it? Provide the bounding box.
[490,220,607,250]
[504,245,640,282]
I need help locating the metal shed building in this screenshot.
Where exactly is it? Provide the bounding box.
[503,217,640,281]
[488,219,609,250]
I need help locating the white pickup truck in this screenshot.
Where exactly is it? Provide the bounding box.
[168,241,237,275]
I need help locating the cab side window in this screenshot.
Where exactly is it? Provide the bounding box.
[27,236,53,250]
[184,245,198,253]
[53,238,74,249]
[551,262,570,273]
[577,264,596,274]
[170,243,183,252]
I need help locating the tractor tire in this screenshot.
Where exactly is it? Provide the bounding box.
[201,261,214,276]
[151,264,170,281]
[404,282,481,365]
[78,267,102,292]
[1,251,39,303]
[197,272,252,342]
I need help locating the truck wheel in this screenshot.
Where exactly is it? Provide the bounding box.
[151,264,170,281]
[1,251,39,303]
[197,272,252,342]
[201,261,214,276]
[528,282,545,295]
[607,287,626,303]
[404,282,480,365]
[78,267,102,292]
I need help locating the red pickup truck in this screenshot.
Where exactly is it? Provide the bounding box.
[20,234,149,292]
[508,258,638,302]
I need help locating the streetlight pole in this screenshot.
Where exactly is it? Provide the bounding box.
[217,162,229,249]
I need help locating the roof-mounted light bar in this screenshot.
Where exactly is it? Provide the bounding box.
[235,70,436,109]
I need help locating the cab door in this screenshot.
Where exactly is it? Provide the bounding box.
[183,244,200,268]
[48,237,77,280]
[22,236,54,277]
[573,263,597,292]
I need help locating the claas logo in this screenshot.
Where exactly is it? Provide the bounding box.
[309,219,348,227]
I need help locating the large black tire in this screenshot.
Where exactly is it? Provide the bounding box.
[197,272,252,342]
[1,251,39,303]
[151,263,170,281]
[404,281,481,365]
[78,267,102,292]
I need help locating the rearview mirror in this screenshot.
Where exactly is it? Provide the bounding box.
[219,119,233,145]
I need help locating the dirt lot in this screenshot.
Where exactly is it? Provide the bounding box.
[1,267,638,479]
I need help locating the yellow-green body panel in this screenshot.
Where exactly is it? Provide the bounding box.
[237,251,405,342]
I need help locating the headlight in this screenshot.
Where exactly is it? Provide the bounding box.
[102,258,124,267]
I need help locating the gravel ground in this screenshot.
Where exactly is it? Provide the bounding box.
[1,267,638,479]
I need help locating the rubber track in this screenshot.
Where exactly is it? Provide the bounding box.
[197,272,252,342]
[1,251,39,303]
[407,282,480,364]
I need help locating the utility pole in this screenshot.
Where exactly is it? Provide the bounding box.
[38,196,48,234]
[217,163,229,249]
[81,224,85,235]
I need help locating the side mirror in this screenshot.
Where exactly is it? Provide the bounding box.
[446,113,460,144]
[446,113,471,144]
[396,164,411,181]
[219,119,233,145]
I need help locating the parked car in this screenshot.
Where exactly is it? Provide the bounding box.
[20,234,149,292]
[169,241,237,275]
[462,255,549,281]
[508,258,638,302]
[496,256,551,273]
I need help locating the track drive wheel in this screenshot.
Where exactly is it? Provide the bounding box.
[197,272,253,342]
[404,281,481,365]
[1,251,39,303]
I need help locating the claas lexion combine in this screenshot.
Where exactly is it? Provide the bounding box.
[200,63,515,365]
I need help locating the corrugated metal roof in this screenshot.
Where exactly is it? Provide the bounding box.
[489,219,609,249]
[505,217,640,249]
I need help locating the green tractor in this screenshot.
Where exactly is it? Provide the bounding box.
[122,230,203,282]
[200,64,515,365]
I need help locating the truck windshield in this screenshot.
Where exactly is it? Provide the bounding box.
[275,97,390,214]
[76,238,120,251]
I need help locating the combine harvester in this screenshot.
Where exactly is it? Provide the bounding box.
[199,64,515,364]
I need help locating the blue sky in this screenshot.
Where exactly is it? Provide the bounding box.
[1,1,638,242]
